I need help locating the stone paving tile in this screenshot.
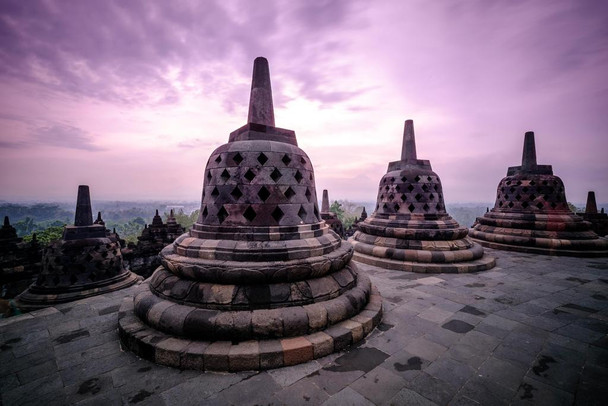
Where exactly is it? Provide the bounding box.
[0,250,607,406]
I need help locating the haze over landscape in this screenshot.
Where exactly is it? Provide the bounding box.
[1,0,607,204]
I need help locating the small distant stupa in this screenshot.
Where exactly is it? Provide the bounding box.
[118,57,381,371]
[16,185,139,309]
[470,132,608,256]
[320,189,345,237]
[579,192,608,237]
[350,120,496,272]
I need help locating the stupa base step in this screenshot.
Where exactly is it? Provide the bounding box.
[118,287,383,371]
[352,251,496,273]
[16,272,142,312]
[471,237,608,258]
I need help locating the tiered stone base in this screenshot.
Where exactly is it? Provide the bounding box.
[118,285,382,371]
[471,212,608,257]
[16,271,141,311]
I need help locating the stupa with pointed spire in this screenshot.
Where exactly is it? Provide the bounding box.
[119,57,382,371]
[470,132,608,256]
[320,189,345,238]
[350,120,496,272]
[16,185,139,309]
[579,192,608,237]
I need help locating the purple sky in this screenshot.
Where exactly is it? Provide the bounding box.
[1,0,607,204]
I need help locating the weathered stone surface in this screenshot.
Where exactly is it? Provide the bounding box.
[350,120,495,273]
[470,132,608,256]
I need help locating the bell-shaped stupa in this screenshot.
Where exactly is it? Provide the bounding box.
[350,120,496,272]
[119,57,382,371]
[16,185,139,310]
[580,192,608,237]
[470,132,608,256]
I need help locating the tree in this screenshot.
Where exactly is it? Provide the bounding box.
[567,202,580,213]
[23,225,64,244]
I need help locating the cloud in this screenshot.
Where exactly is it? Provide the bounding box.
[31,124,104,151]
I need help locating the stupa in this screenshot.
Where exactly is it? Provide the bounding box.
[16,185,139,310]
[118,57,382,371]
[350,120,496,272]
[320,189,345,238]
[470,132,608,256]
[579,192,608,237]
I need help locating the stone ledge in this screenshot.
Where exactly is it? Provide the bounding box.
[118,287,382,371]
[352,250,496,273]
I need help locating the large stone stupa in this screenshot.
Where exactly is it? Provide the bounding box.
[119,57,382,371]
[16,185,139,310]
[470,132,608,256]
[350,120,496,273]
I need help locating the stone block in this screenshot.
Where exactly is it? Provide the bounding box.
[281,337,314,366]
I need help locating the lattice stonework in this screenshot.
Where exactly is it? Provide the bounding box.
[494,175,569,212]
[375,173,445,215]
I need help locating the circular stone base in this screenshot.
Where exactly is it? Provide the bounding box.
[118,286,383,371]
[16,272,141,311]
[352,250,496,273]
[470,237,608,258]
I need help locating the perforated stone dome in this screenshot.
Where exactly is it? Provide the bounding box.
[119,57,382,371]
[16,185,139,310]
[470,132,608,256]
[350,120,495,273]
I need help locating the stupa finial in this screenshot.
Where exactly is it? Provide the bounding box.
[585,191,598,214]
[521,131,537,171]
[96,212,103,222]
[321,189,330,213]
[74,185,93,226]
[3,216,9,227]
[247,57,275,127]
[401,119,417,162]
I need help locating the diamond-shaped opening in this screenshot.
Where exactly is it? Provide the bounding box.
[300,157,306,165]
[508,202,514,208]
[217,206,228,223]
[207,171,212,181]
[309,173,313,180]
[530,180,536,186]
[401,194,407,202]
[305,188,312,202]
[505,194,509,199]
[408,203,416,212]
[298,205,307,221]
[515,194,521,201]
[415,175,421,182]
[284,186,296,200]
[547,187,554,194]
[428,176,433,181]
[522,186,528,193]
[294,170,303,183]
[401,176,407,182]
[506,180,512,185]
[388,194,394,201]
[221,169,230,181]
[550,202,557,209]
[282,154,291,165]
[395,185,401,192]
[536,202,544,209]
[314,204,320,219]
[423,203,430,212]
[382,203,388,210]
[244,169,256,182]
[233,153,244,165]
[211,187,219,197]
[215,155,222,163]
[436,203,442,211]
[257,153,268,165]
[202,206,208,219]
[422,184,429,192]
[542,180,548,186]
[499,202,503,207]
[270,206,284,223]
[415,193,422,201]
[230,186,243,200]
[429,193,435,200]
[380,194,384,199]
[258,186,271,202]
[543,194,550,201]
[522,201,529,208]
[393,203,400,212]
[270,168,282,182]
[529,194,536,200]
[385,185,390,191]
[510,187,516,193]
[390,177,395,182]
[407,184,415,192]
[516,181,522,186]
[243,206,256,222]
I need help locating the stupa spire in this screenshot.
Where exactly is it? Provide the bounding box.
[321,189,330,212]
[401,119,417,162]
[521,131,537,171]
[3,216,9,227]
[585,191,598,214]
[247,57,275,127]
[74,185,93,226]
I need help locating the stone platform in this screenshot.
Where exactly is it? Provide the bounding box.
[1,248,607,405]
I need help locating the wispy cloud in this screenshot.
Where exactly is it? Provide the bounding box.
[31,124,104,151]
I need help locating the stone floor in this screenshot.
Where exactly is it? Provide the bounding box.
[1,248,607,406]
